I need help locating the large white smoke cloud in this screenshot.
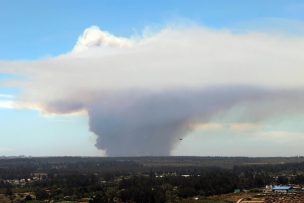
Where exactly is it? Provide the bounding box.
[1,26,304,156]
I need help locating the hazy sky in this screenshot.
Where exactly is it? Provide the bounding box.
[1,0,304,156]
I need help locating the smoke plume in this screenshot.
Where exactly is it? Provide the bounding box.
[1,26,304,156]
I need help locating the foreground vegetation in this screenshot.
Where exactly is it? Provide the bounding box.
[1,156,304,202]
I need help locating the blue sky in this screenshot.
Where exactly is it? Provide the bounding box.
[1,0,304,60]
[1,0,304,156]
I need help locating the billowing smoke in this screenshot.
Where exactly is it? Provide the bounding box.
[1,26,304,156]
[84,86,304,156]
[73,26,132,52]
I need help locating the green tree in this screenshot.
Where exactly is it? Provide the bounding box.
[35,189,49,200]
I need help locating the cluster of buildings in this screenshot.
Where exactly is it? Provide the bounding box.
[264,185,304,194]
[236,186,304,203]
[1,172,48,186]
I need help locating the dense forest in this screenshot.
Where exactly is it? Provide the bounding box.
[1,157,304,202]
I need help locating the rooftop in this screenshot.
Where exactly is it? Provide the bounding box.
[272,186,292,190]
